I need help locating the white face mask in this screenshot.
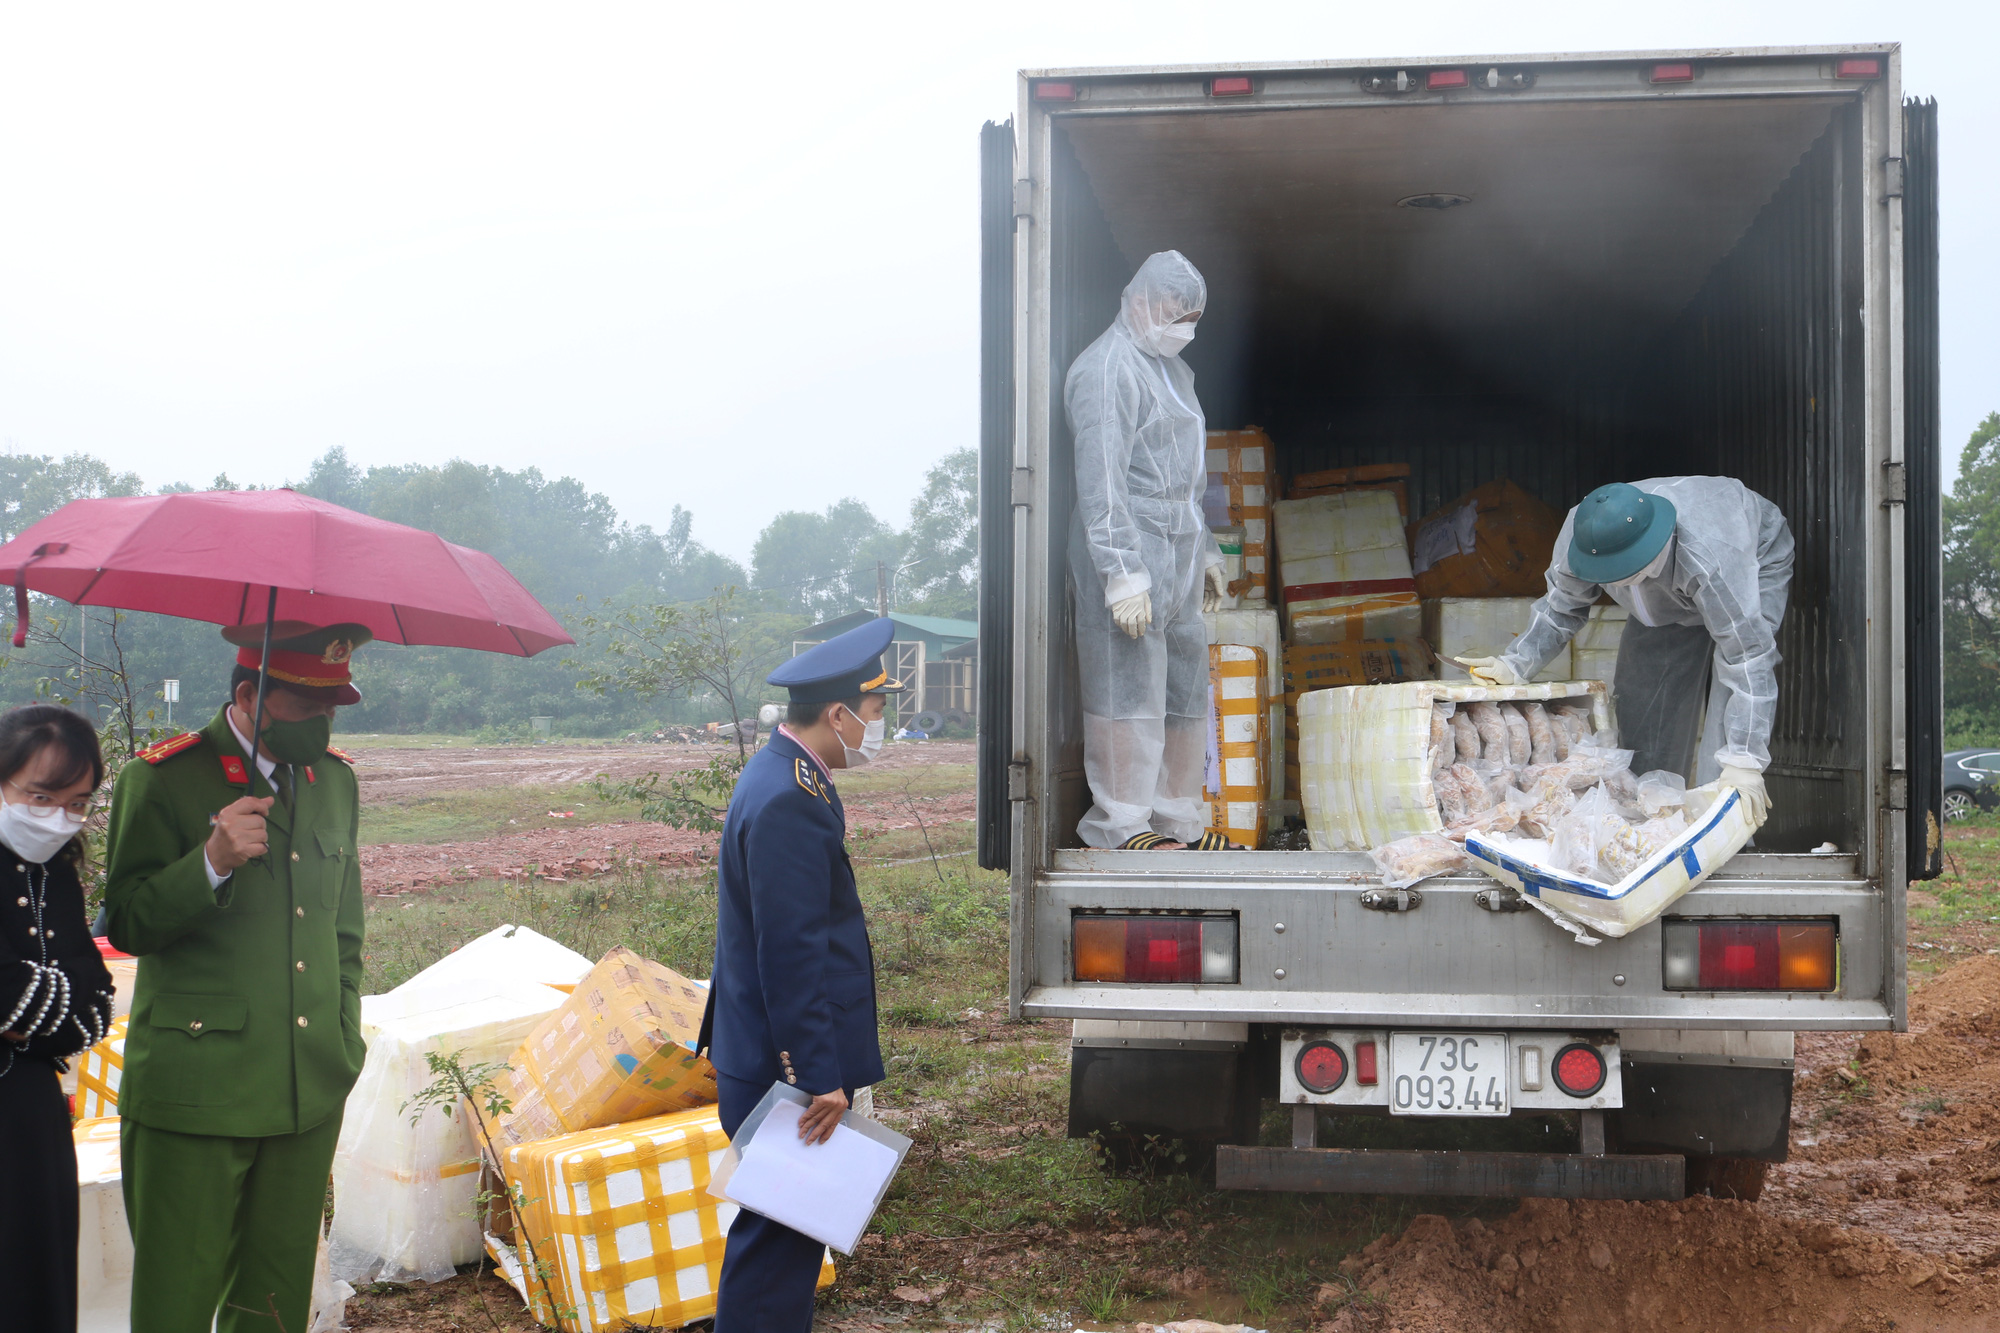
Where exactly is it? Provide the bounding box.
[0,796,84,864]
[1150,321,1197,358]
[832,705,885,768]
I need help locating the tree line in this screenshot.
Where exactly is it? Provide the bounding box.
[1944,411,2000,748]
[0,445,977,739]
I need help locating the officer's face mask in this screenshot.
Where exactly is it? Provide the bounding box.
[261,713,332,765]
[830,703,885,768]
[0,780,87,863]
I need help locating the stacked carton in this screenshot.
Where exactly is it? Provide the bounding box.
[470,947,819,1332]
[1204,428,1275,606]
[1410,479,1563,601]
[485,1105,834,1332]
[1273,489,1423,645]
[1203,643,1269,847]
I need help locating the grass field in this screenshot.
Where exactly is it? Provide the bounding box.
[360,783,640,845]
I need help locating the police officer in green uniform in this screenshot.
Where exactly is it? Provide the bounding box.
[104,623,371,1333]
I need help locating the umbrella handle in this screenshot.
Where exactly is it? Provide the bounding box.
[248,587,277,780]
[11,543,70,650]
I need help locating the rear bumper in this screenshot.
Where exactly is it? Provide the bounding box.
[1216,1145,1684,1200]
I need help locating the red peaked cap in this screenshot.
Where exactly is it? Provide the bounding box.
[225,621,371,705]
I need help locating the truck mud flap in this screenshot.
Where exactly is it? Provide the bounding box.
[1215,1146,1684,1200]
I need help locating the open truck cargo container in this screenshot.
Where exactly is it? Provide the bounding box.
[977,45,1941,1197]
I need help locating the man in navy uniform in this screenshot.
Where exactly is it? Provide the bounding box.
[702,617,895,1332]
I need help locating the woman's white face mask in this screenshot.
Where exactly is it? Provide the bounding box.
[831,704,885,768]
[0,782,86,864]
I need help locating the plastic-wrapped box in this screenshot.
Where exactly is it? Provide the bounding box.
[1287,462,1411,519]
[482,947,717,1153]
[1274,489,1421,645]
[1424,597,1572,683]
[1409,480,1563,600]
[76,1015,127,1118]
[402,922,595,994]
[1204,644,1268,847]
[1206,608,1285,821]
[328,975,572,1284]
[487,1105,834,1332]
[1205,427,1274,606]
[1296,680,1610,851]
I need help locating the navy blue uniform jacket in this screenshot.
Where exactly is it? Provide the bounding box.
[702,730,883,1095]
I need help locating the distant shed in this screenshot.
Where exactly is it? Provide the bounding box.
[792,611,978,723]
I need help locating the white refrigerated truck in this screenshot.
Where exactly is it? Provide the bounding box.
[975,45,1941,1199]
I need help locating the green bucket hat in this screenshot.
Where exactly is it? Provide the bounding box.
[1568,483,1677,585]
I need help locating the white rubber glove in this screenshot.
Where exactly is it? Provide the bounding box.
[1202,563,1229,612]
[1718,764,1770,824]
[1461,656,1523,687]
[1110,590,1152,639]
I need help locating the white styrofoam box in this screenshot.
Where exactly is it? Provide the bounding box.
[1424,598,1571,684]
[1274,490,1420,646]
[1205,608,1285,815]
[329,976,571,1285]
[1467,784,1761,939]
[1296,680,1611,852]
[394,923,594,995]
[76,1118,131,1333]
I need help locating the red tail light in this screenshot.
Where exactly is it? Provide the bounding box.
[1210,76,1253,97]
[1650,63,1695,83]
[1665,920,1838,991]
[1836,58,1881,80]
[1033,81,1077,102]
[1296,1040,1348,1093]
[1552,1043,1607,1097]
[1072,914,1239,983]
[1354,1039,1379,1085]
[1427,69,1468,90]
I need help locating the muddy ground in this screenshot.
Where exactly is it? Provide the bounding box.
[349,739,975,893]
[339,743,2000,1331]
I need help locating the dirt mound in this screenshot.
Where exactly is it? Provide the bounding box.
[1329,1197,1997,1332]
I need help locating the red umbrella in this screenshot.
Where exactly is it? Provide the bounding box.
[0,488,572,656]
[0,488,574,745]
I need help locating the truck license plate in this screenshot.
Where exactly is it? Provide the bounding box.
[1388,1033,1509,1116]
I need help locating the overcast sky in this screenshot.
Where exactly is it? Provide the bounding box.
[1,3,1993,563]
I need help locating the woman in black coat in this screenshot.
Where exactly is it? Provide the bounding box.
[0,705,116,1332]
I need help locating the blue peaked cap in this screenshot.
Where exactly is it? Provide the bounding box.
[768,617,904,703]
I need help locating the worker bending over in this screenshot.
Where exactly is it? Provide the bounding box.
[1464,477,1793,823]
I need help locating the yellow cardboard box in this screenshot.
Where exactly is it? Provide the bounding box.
[489,1105,833,1332]
[482,948,717,1152]
[77,1015,129,1118]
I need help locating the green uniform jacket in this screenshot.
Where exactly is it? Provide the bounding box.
[104,709,366,1138]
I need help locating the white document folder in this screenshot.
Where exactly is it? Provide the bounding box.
[707,1081,912,1255]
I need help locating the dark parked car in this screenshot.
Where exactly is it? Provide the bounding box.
[1942,749,2000,822]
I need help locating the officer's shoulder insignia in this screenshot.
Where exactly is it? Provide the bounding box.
[793,758,831,805]
[137,732,203,765]
[323,746,355,765]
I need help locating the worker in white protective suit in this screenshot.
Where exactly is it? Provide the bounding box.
[1065,251,1234,850]
[1462,477,1793,825]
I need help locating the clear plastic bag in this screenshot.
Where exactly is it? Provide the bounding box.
[1635,770,1688,818]
[1372,832,1474,887]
